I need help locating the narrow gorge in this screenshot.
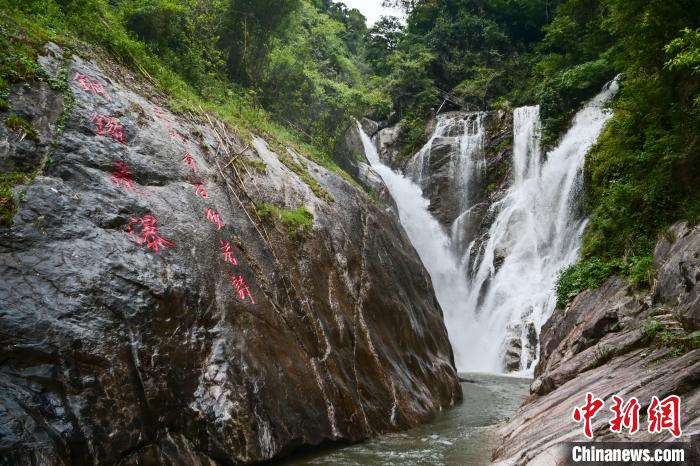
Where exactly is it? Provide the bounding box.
[2,1,699,465]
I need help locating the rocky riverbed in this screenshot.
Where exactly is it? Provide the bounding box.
[279,373,530,466]
[494,221,700,465]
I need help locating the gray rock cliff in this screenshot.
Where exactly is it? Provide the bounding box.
[0,45,461,465]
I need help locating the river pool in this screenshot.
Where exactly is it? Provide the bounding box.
[278,372,531,466]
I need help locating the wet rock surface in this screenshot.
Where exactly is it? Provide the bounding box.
[493,221,700,465]
[331,122,384,195]
[398,110,512,234]
[375,124,401,166]
[655,221,700,329]
[0,46,460,465]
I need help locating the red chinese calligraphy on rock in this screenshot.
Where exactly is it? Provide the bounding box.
[231,275,254,304]
[206,208,224,231]
[648,395,682,438]
[192,182,209,199]
[111,162,148,196]
[573,392,605,439]
[127,215,175,253]
[182,152,198,173]
[169,129,184,143]
[609,395,641,435]
[73,72,112,102]
[220,240,238,266]
[154,106,173,125]
[91,113,125,144]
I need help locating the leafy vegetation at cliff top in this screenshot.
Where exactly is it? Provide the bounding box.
[2,0,699,299]
[2,0,389,171]
[378,1,699,300]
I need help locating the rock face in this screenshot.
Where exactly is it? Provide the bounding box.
[375,123,401,166]
[331,121,384,194]
[403,111,512,235]
[655,221,700,329]
[0,45,461,465]
[371,110,513,260]
[493,221,700,465]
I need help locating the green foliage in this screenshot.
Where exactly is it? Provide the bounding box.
[274,147,334,203]
[0,4,54,107]
[1,0,382,177]
[665,28,700,74]
[216,0,378,151]
[365,16,404,75]
[581,60,700,282]
[591,344,615,368]
[256,2,373,151]
[396,113,429,161]
[369,0,569,154]
[123,0,227,89]
[220,0,302,84]
[555,257,623,307]
[5,114,38,140]
[555,251,655,308]
[535,0,699,296]
[628,254,654,288]
[643,318,700,358]
[256,202,313,239]
[242,157,267,174]
[0,187,15,227]
[535,56,614,147]
[3,0,699,307]
[524,0,616,146]
[0,172,32,227]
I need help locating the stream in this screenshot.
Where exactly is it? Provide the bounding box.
[277,80,619,465]
[279,373,531,466]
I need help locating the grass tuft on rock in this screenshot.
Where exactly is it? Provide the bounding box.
[5,114,38,140]
[275,149,334,204]
[555,251,656,309]
[244,158,267,174]
[642,317,700,359]
[0,172,32,227]
[256,202,314,240]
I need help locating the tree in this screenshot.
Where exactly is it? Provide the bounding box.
[365,16,404,74]
[219,0,302,84]
[383,0,418,12]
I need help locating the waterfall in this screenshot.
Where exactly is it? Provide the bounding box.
[464,79,619,372]
[406,113,486,209]
[357,126,477,360]
[359,78,618,374]
[405,113,487,257]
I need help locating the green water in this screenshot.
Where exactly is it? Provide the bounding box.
[279,373,531,466]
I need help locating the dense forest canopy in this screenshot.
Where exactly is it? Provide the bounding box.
[2,0,699,298]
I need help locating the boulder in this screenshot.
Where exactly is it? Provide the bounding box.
[376,124,401,166]
[0,45,461,465]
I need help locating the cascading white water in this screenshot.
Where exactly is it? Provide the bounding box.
[405,113,488,261]
[358,78,618,374]
[406,113,486,212]
[357,126,484,361]
[463,79,619,372]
